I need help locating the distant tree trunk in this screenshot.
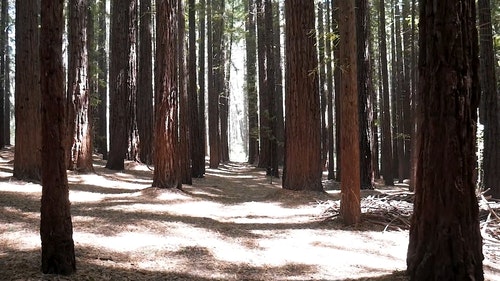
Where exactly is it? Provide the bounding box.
[407,1,484,279]
[107,0,134,170]
[368,15,380,180]
[0,0,7,148]
[153,0,181,189]
[198,0,206,174]
[394,3,405,183]
[137,0,154,165]
[409,0,418,190]
[339,0,361,225]
[67,0,93,173]
[245,0,259,164]
[326,1,335,180]
[378,0,394,186]
[95,0,108,159]
[207,0,220,169]
[264,0,278,177]
[332,0,341,181]
[40,0,76,274]
[4,25,10,145]
[356,0,372,190]
[126,2,139,162]
[178,0,192,184]
[283,0,323,192]
[189,0,204,177]
[273,0,284,166]
[401,0,412,182]
[479,0,500,199]
[220,0,233,163]
[256,0,270,169]
[317,1,327,170]
[14,0,41,181]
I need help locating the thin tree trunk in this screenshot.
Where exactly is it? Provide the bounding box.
[256,0,269,169]
[137,0,154,165]
[378,0,394,186]
[95,0,108,159]
[326,0,335,180]
[332,0,341,181]
[318,1,328,170]
[0,0,6,148]
[246,0,259,164]
[339,0,361,225]
[198,0,207,174]
[273,0,284,166]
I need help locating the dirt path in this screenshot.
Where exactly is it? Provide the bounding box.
[0,148,498,280]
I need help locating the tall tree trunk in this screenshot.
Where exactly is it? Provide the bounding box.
[40,0,76,274]
[67,0,93,173]
[264,0,278,177]
[178,0,192,184]
[326,0,335,180]
[189,0,204,177]
[378,0,394,186]
[95,0,108,159]
[332,0,341,181]
[153,0,181,189]
[339,0,361,225]
[401,0,412,181]
[207,0,220,168]
[126,2,138,162]
[14,0,41,181]
[137,0,154,165]
[356,0,373,190]
[394,2,405,183]
[479,0,500,199]
[107,0,134,170]
[246,0,259,164]
[407,1,484,279]
[283,0,322,192]
[273,0,284,166]
[0,0,6,148]
[318,1,328,170]
[390,0,399,179]
[4,24,10,145]
[198,0,207,174]
[256,0,269,169]
[220,0,233,163]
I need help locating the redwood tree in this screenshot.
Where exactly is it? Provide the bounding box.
[137,0,154,165]
[106,0,135,170]
[478,0,500,199]
[407,0,484,279]
[283,0,322,192]
[245,0,259,164]
[14,0,41,181]
[153,0,181,189]
[67,0,93,173]
[40,0,76,274]
[339,0,361,225]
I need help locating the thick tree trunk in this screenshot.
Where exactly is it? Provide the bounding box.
[40,0,76,274]
[256,0,269,169]
[283,0,323,192]
[339,0,361,225]
[107,0,133,170]
[137,0,154,165]
[67,0,93,173]
[153,0,181,189]
[14,0,41,181]
[407,1,484,279]
[478,0,500,199]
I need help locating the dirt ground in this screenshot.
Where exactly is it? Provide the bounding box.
[0,146,499,281]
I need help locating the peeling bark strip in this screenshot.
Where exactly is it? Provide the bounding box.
[407,0,484,280]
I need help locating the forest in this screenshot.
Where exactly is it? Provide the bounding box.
[0,0,499,280]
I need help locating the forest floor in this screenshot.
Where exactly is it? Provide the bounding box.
[0,146,499,281]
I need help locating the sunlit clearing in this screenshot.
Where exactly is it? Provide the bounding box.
[69,190,107,203]
[0,182,41,193]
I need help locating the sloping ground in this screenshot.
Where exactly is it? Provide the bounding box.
[0,147,498,281]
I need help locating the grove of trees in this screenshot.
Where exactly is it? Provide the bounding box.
[0,0,498,279]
